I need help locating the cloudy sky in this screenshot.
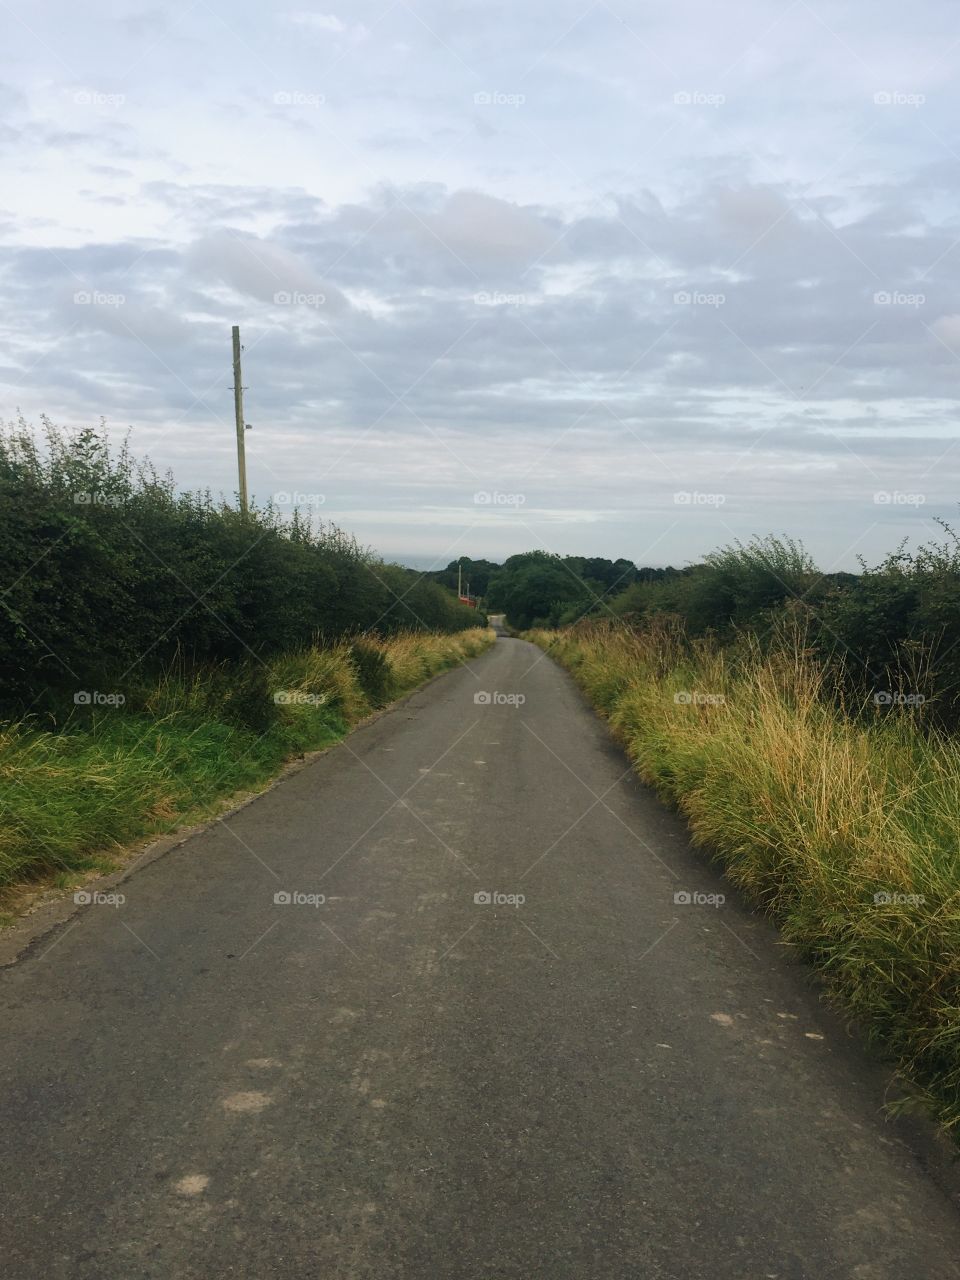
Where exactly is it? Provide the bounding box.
[3,0,960,570]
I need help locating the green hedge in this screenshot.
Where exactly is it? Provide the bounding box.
[0,418,480,715]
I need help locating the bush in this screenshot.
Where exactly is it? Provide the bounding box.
[349,639,395,707]
[0,628,494,894]
[816,524,960,729]
[528,621,960,1134]
[0,417,480,714]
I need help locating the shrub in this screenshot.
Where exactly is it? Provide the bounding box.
[349,639,396,707]
[0,628,494,894]
[816,523,960,729]
[528,621,960,1133]
[0,417,480,715]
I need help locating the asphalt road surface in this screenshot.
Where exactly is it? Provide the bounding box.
[3,634,960,1279]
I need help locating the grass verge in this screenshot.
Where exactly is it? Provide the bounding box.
[0,628,493,912]
[527,620,960,1134]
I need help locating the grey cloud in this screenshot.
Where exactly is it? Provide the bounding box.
[3,0,960,566]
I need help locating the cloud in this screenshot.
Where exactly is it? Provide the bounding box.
[288,12,344,32]
[185,231,348,311]
[286,11,368,40]
[930,314,960,351]
[2,0,960,568]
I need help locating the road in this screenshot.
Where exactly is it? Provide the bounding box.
[2,633,959,1278]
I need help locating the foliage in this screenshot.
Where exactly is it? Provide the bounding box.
[815,523,960,728]
[428,557,501,599]
[485,551,656,629]
[0,628,494,894]
[528,621,960,1134]
[0,417,480,714]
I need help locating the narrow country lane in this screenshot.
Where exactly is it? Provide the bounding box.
[2,634,959,1279]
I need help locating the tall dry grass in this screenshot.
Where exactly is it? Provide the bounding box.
[528,621,960,1132]
[0,628,493,905]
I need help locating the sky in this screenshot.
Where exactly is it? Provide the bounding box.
[3,0,960,572]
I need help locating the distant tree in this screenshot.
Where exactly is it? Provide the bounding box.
[431,557,500,598]
[487,552,593,628]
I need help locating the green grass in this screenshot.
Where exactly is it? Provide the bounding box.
[0,628,493,900]
[528,621,960,1134]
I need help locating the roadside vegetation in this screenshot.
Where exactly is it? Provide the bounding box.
[524,529,960,1133]
[0,419,490,904]
[0,417,481,715]
[491,531,960,729]
[0,628,491,900]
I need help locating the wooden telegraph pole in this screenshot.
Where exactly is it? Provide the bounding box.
[231,325,249,517]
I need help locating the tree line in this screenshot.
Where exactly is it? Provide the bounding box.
[432,534,960,729]
[0,419,480,716]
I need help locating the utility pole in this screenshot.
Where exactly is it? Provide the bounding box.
[458,559,462,598]
[231,325,249,517]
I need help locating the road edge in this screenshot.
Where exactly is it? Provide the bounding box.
[0,646,496,968]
